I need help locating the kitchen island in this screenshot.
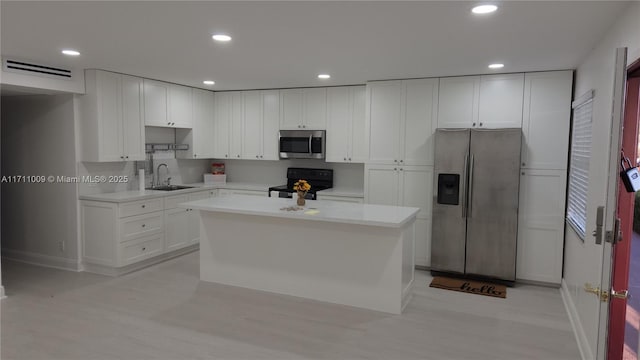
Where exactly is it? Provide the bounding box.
[181,195,419,314]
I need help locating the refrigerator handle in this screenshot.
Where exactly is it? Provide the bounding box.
[462,153,469,218]
[468,154,475,218]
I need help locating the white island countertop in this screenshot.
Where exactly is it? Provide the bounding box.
[181,195,419,228]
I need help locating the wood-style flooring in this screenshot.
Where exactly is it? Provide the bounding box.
[1,252,580,360]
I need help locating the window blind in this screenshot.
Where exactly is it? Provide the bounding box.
[566,91,594,240]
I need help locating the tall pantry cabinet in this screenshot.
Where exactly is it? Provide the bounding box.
[516,71,573,284]
[364,78,439,267]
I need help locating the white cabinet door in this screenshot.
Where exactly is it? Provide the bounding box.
[326,87,350,162]
[280,89,304,130]
[96,70,122,161]
[165,207,190,252]
[478,74,524,129]
[186,191,212,245]
[364,164,399,206]
[303,87,327,129]
[399,166,433,219]
[350,86,368,163]
[243,90,263,159]
[213,93,231,159]
[169,84,193,128]
[143,79,169,127]
[190,89,215,159]
[367,81,402,164]
[516,169,567,284]
[402,79,438,166]
[230,92,244,159]
[521,71,573,170]
[262,90,280,160]
[437,76,479,129]
[121,75,145,161]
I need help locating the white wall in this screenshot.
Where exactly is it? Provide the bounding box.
[563,3,640,359]
[1,94,80,270]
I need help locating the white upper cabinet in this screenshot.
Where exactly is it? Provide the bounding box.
[143,79,169,127]
[168,84,193,128]
[243,91,263,160]
[176,88,215,159]
[437,76,479,129]
[520,71,573,170]
[280,88,327,130]
[326,86,367,163]
[215,90,280,161]
[438,74,524,129]
[213,92,232,159]
[80,70,144,162]
[478,73,524,128]
[143,80,192,128]
[367,78,438,166]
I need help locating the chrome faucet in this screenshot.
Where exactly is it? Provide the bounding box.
[155,163,168,187]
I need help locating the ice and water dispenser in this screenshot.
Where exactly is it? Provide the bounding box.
[437,174,460,205]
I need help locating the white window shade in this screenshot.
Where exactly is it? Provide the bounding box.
[566,91,594,240]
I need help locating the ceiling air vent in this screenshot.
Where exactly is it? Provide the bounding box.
[3,59,72,80]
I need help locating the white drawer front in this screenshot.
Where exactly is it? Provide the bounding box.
[164,194,189,209]
[189,191,211,202]
[119,234,164,266]
[120,212,164,242]
[119,198,163,218]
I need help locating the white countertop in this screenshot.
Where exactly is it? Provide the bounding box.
[79,182,270,203]
[316,187,364,198]
[181,195,419,228]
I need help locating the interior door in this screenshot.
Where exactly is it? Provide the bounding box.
[597,47,628,360]
[466,129,521,280]
[606,56,639,360]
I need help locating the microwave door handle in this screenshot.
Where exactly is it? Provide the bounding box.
[308,135,313,155]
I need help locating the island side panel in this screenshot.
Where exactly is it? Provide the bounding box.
[198,211,408,314]
[401,220,416,312]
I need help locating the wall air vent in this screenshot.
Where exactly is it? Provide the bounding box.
[3,59,72,80]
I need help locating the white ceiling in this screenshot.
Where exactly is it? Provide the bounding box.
[0,1,631,91]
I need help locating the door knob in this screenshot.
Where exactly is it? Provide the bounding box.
[584,283,609,302]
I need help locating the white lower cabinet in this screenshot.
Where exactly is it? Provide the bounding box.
[81,189,216,275]
[516,169,567,284]
[364,164,433,266]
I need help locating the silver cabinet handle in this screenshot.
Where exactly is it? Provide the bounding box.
[142,224,146,228]
[462,153,468,218]
[479,122,483,127]
[468,154,475,218]
[303,125,306,128]
[260,155,263,159]
[472,122,476,127]
[141,205,146,208]
[399,160,403,163]
[256,155,259,158]
[348,157,351,161]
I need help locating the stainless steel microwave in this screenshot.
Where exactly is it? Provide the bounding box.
[279,130,326,159]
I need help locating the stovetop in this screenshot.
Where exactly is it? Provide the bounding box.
[268,167,334,194]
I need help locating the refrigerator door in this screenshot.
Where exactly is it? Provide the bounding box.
[465,128,521,280]
[431,129,470,274]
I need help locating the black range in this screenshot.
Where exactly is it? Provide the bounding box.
[268,168,333,200]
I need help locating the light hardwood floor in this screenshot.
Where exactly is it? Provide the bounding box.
[1,252,580,360]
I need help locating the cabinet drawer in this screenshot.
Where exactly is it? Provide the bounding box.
[119,234,164,266]
[164,194,189,209]
[119,198,163,218]
[120,212,164,242]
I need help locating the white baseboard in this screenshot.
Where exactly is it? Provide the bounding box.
[83,244,198,276]
[561,279,592,360]
[2,248,82,272]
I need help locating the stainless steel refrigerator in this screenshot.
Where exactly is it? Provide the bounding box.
[431,128,521,281]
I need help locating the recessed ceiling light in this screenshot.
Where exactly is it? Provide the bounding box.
[488,63,505,69]
[203,80,215,85]
[212,34,232,42]
[472,4,498,14]
[61,49,80,56]
[318,74,331,79]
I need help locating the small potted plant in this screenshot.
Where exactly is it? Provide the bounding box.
[293,179,311,206]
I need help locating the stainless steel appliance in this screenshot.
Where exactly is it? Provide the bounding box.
[431,128,522,281]
[279,130,326,159]
[268,167,333,200]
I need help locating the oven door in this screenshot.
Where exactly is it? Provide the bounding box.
[279,130,325,159]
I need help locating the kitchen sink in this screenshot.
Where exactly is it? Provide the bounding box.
[147,185,195,191]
